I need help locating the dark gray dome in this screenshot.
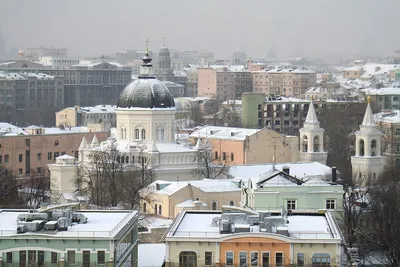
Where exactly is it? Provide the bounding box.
[117,50,175,109]
[117,79,175,108]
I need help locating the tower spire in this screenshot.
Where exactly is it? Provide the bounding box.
[163,36,166,46]
[361,96,375,127]
[145,38,149,54]
[305,96,319,124]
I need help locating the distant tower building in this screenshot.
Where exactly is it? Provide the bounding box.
[232,48,247,65]
[299,99,327,165]
[351,97,385,183]
[157,39,174,81]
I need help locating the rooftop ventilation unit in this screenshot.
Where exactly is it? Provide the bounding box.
[219,220,231,234]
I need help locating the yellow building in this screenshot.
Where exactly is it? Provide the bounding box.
[140,179,242,219]
[163,209,344,266]
[189,126,299,165]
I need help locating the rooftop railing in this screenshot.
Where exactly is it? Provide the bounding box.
[172,230,335,239]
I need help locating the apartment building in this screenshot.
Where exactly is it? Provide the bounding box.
[198,66,252,101]
[241,93,366,136]
[0,71,64,109]
[374,110,400,165]
[0,60,132,107]
[184,68,198,97]
[56,105,117,129]
[252,67,316,98]
[164,209,344,266]
[364,87,400,110]
[0,205,139,267]
[0,123,108,175]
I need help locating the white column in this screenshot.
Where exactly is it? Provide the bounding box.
[308,134,313,152]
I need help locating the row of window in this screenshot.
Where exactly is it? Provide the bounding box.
[215,151,235,162]
[4,250,106,265]
[285,199,336,210]
[179,251,330,267]
[0,151,74,165]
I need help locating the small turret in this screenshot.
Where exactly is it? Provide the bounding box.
[79,137,88,150]
[91,135,99,147]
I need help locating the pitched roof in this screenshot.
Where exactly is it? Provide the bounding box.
[257,170,304,187]
[305,101,319,124]
[362,103,375,126]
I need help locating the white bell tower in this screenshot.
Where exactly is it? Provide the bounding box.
[351,97,385,183]
[299,98,327,165]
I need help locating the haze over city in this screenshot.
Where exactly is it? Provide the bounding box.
[1,0,400,60]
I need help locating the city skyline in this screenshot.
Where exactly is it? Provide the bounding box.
[1,0,399,61]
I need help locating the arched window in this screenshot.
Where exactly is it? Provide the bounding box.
[359,139,365,156]
[161,128,165,140]
[120,125,126,140]
[132,156,135,163]
[117,156,121,163]
[229,201,234,206]
[143,203,147,213]
[211,201,217,211]
[135,128,140,140]
[141,129,146,140]
[125,156,129,163]
[158,205,162,215]
[371,139,377,156]
[154,204,158,215]
[313,135,320,152]
[312,253,330,266]
[302,135,308,152]
[121,156,125,163]
[179,252,197,267]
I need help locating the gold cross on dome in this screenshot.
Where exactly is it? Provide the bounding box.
[145,38,149,53]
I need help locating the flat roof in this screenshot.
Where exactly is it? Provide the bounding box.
[169,211,340,240]
[0,210,138,238]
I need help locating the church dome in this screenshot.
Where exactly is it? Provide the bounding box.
[117,50,175,109]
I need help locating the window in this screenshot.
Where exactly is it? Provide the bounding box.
[28,251,36,267]
[326,199,336,209]
[154,204,158,214]
[141,129,146,140]
[229,200,234,206]
[37,153,41,160]
[275,252,283,267]
[7,252,12,263]
[97,251,105,264]
[396,128,400,136]
[130,128,138,140]
[205,252,212,266]
[212,201,217,210]
[231,153,234,161]
[297,253,305,266]
[287,200,296,210]
[251,252,259,266]
[67,250,75,264]
[54,152,60,158]
[20,251,26,267]
[215,151,218,160]
[158,205,162,215]
[48,152,52,160]
[19,154,23,162]
[226,252,234,266]
[222,152,226,160]
[38,251,44,267]
[179,251,197,267]
[83,251,90,267]
[61,151,66,156]
[143,202,147,213]
[312,253,330,266]
[240,252,247,266]
[51,252,58,264]
[18,169,23,175]
[0,155,2,163]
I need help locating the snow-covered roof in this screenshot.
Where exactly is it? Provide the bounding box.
[363,87,400,95]
[374,110,400,124]
[264,96,310,103]
[139,215,173,229]
[175,200,208,208]
[138,244,166,267]
[0,122,28,136]
[229,162,332,180]
[222,100,242,105]
[79,105,116,114]
[71,61,124,68]
[169,211,340,240]
[146,179,241,196]
[43,126,89,134]
[189,126,261,141]
[0,210,138,237]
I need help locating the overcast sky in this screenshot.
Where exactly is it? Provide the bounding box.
[1,0,399,60]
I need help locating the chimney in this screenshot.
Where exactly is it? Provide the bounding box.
[282,166,290,175]
[332,167,337,183]
[156,183,160,191]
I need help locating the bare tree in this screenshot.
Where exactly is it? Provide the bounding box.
[196,139,230,179]
[18,167,51,208]
[355,166,400,267]
[75,150,155,209]
[0,165,22,208]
